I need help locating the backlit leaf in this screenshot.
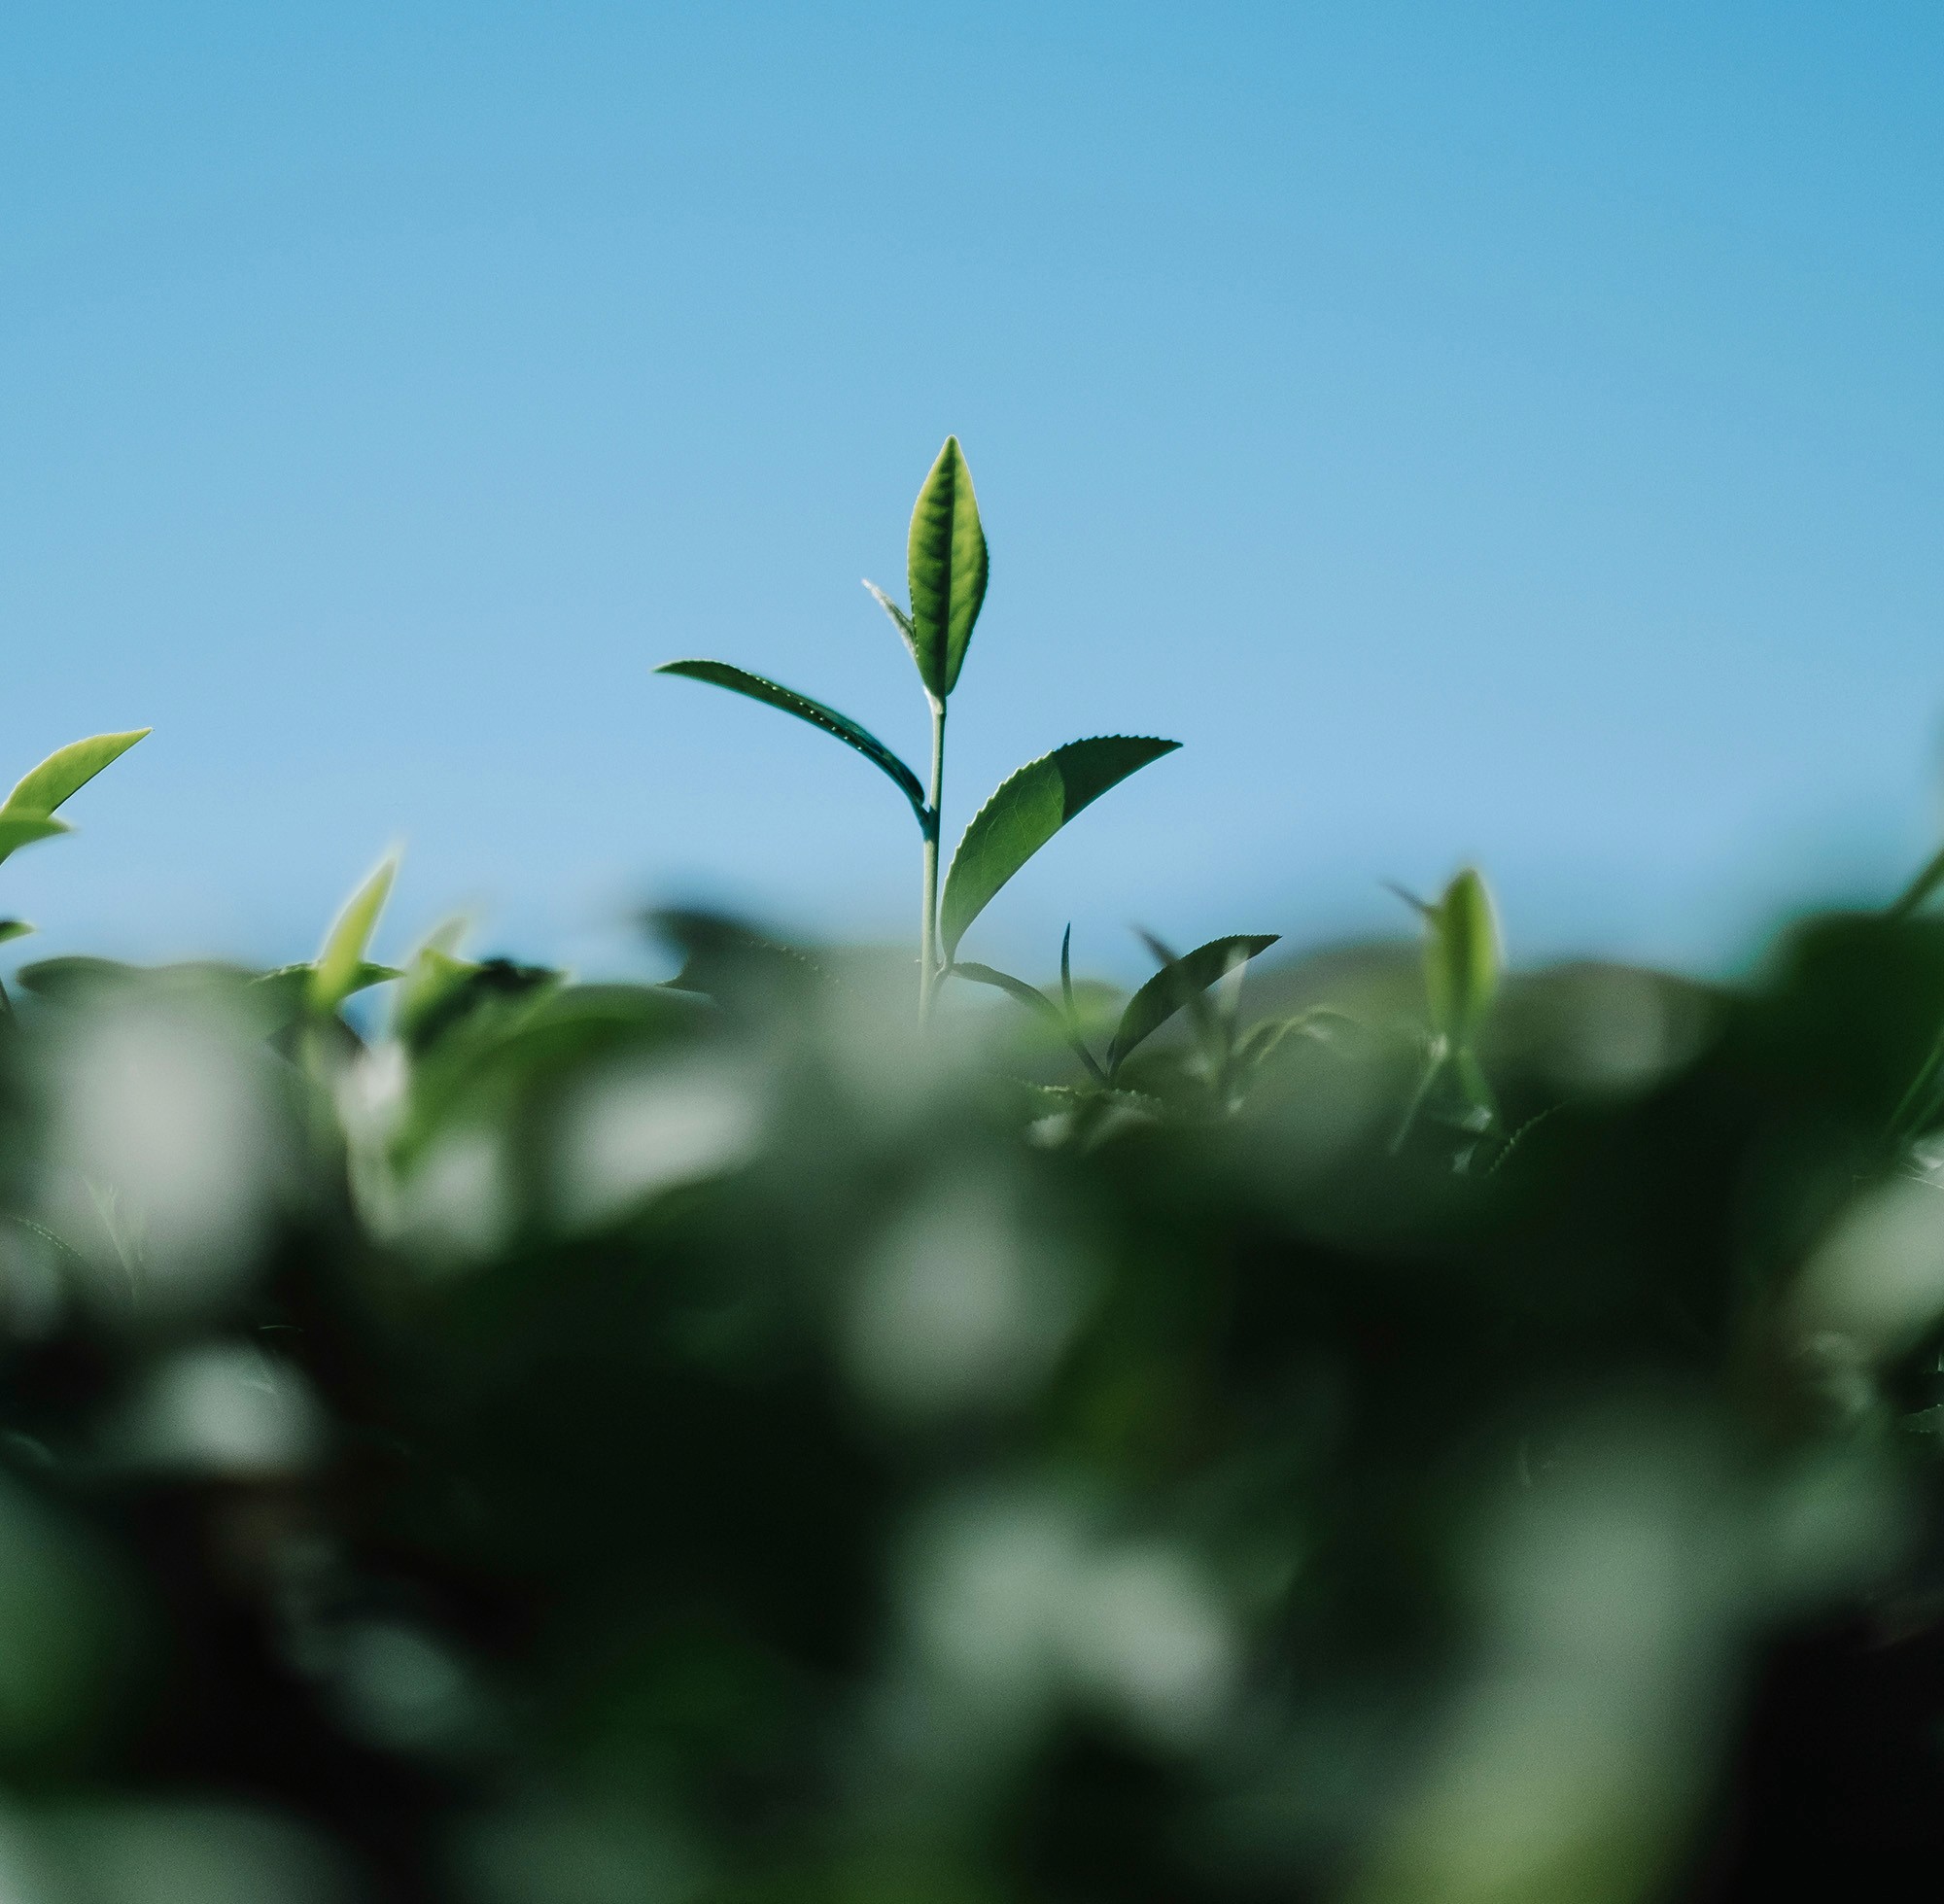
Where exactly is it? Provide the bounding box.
[0,815,71,871]
[1424,867,1500,1042]
[906,436,988,699]
[863,581,921,674]
[1109,934,1278,1073]
[940,737,1180,958]
[658,660,926,819]
[3,730,149,818]
[310,854,399,1016]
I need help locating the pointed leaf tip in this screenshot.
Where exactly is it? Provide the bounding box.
[310,853,399,1016]
[940,736,1180,958]
[1109,933,1279,1072]
[862,581,921,673]
[906,436,988,699]
[3,729,150,820]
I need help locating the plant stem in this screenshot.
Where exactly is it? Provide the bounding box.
[920,694,947,1021]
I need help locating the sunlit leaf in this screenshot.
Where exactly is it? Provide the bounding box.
[310,854,399,1016]
[940,737,1180,958]
[1424,867,1500,1042]
[0,814,71,871]
[1109,933,1278,1073]
[905,436,988,699]
[3,729,149,817]
[863,580,921,675]
[657,660,927,819]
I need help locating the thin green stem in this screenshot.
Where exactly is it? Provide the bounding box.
[920,695,947,1021]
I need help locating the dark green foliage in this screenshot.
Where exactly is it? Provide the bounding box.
[655,659,928,819]
[1108,932,1279,1073]
[941,738,1180,958]
[8,448,1944,1900]
[4,890,1944,1900]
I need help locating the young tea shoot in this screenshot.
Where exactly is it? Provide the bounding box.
[659,437,1180,1020]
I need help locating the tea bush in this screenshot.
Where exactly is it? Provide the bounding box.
[0,446,1940,1901]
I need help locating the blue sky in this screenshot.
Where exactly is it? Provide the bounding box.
[5,3,1941,985]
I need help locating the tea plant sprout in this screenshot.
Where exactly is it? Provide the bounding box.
[0,729,150,990]
[659,438,1178,1019]
[1390,866,1502,1150]
[955,923,1285,1101]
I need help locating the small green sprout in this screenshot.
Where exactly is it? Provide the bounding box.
[659,438,1178,1019]
[0,728,150,1004]
[954,923,1280,1103]
[1391,865,1502,1151]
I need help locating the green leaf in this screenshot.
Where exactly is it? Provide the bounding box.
[254,960,400,1033]
[950,960,1109,1085]
[1424,866,1500,1042]
[905,436,988,699]
[0,919,34,946]
[863,581,922,675]
[1109,934,1278,1073]
[1891,842,1944,918]
[310,854,399,1015]
[657,660,926,820]
[0,815,72,871]
[16,955,138,1002]
[940,737,1180,958]
[951,960,1066,1030]
[1234,1007,1359,1076]
[3,730,149,818]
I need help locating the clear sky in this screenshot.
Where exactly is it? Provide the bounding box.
[5,4,1941,985]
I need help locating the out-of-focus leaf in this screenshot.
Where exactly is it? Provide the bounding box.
[1109,934,1279,1074]
[905,435,988,699]
[1891,841,1944,918]
[955,958,1110,1084]
[0,814,70,870]
[951,960,1064,1028]
[0,919,34,946]
[1424,867,1500,1042]
[254,960,400,1033]
[650,907,822,1013]
[396,919,481,1045]
[657,660,927,819]
[310,855,399,1016]
[1453,1044,1500,1121]
[3,729,149,817]
[15,956,133,1002]
[941,737,1180,958]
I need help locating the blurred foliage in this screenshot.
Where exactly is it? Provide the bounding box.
[0,875,1942,1900]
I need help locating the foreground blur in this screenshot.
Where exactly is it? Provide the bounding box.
[0,907,1941,1901]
